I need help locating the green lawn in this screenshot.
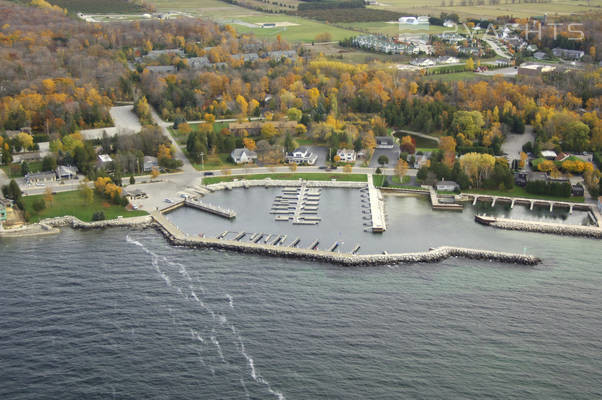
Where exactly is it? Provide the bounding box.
[191,153,237,171]
[464,187,585,203]
[1,161,44,178]
[23,190,148,223]
[230,15,358,43]
[203,173,367,184]
[424,71,491,82]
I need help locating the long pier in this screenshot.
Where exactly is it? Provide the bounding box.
[367,175,387,232]
[149,211,540,265]
[161,199,236,219]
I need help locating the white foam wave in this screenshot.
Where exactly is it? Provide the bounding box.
[226,294,234,308]
[231,325,285,400]
[210,335,226,363]
[219,315,228,325]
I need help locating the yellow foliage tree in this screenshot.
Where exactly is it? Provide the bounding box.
[242,137,256,151]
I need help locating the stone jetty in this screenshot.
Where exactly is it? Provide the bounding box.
[151,210,540,266]
[475,215,602,239]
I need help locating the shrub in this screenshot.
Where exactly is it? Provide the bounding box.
[92,211,106,221]
[32,198,46,212]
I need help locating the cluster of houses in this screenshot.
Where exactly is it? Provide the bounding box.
[143,49,298,74]
[351,35,431,56]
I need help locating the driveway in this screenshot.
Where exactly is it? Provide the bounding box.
[369,147,400,168]
[309,146,329,167]
[502,125,535,159]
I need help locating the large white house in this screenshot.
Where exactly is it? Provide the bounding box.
[398,16,429,25]
[336,149,356,162]
[286,146,318,165]
[230,148,257,164]
[375,136,395,149]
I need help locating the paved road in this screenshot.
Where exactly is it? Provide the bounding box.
[151,107,196,174]
[483,37,511,59]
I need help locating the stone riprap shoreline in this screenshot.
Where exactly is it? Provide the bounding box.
[476,215,602,239]
[1,212,541,265]
[152,211,540,266]
[42,215,154,229]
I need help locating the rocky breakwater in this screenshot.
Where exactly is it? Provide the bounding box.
[157,225,540,266]
[478,215,602,239]
[42,215,154,230]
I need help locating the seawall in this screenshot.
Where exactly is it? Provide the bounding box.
[42,215,154,229]
[476,215,602,239]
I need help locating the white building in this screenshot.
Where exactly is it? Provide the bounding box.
[286,146,318,165]
[336,149,356,162]
[435,180,458,191]
[230,148,257,164]
[375,136,395,149]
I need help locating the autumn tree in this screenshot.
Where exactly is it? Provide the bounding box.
[151,167,160,179]
[400,135,416,154]
[44,187,54,207]
[395,159,408,180]
[242,137,256,151]
[459,152,496,188]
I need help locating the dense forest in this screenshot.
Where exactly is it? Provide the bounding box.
[0,0,601,195]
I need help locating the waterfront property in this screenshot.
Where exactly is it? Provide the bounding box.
[336,148,356,162]
[230,148,258,164]
[286,146,318,165]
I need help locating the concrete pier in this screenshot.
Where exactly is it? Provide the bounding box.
[475,214,602,239]
[430,188,463,210]
[367,175,387,232]
[183,199,236,219]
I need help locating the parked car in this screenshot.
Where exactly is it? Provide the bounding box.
[203,171,214,176]
[164,198,173,203]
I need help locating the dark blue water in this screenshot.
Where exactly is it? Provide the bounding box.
[1,228,601,399]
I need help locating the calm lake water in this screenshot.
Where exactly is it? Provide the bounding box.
[166,188,594,254]
[1,191,601,399]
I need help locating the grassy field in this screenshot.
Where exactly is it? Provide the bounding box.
[338,21,449,36]
[464,187,585,203]
[47,0,148,13]
[230,15,358,43]
[203,172,367,184]
[424,71,491,82]
[367,0,601,18]
[23,190,148,223]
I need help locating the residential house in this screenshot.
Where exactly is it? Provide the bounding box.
[56,165,78,180]
[286,146,318,165]
[336,149,356,162]
[97,154,113,169]
[533,51,547,60]
[541,150,557,160]
[375,136,395,149]
[413,154,429,169]
[436,56,460,64]
[145,49,185,60]
[230,148,258,164]
[552,48,584,60]
[410,57,435,67]
[145,65,177,74]
[143,156,159,172]
[24,171,56,185]
[434,180,458,191]
[188,56,210,69]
